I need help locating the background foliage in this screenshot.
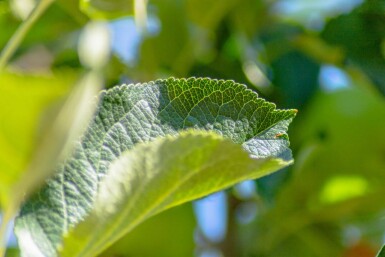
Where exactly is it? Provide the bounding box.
[1,0,385,256]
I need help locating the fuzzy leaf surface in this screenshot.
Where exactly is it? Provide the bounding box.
[15,78,296,257]
[60,131,292,257]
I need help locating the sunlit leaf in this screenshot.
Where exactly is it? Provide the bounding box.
[99,204,195,257]
[0,71,74,209]
[9,71,101,210]
[320,176,369,204]
[15,78,296,257]
[61,131,293,257]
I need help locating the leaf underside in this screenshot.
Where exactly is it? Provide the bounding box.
[60,131,292,257]
[15,78,296,257]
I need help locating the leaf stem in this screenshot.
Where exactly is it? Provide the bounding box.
[0,0,55,71]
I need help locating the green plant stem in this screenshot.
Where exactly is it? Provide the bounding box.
[0,0,55,71]
[0,205,16,257]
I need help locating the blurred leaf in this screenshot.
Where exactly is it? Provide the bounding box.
[15,78,296,257]
[80,0,134,20]
[137,0,191,78]
[259,23,302,63]
[56,0,89,25]
[256,167,291,203]
[11,71,101,209]
[253,223,343,257]
[271,50,320,109]
[0,71,74,209]
[186,0,238,30]
[0,70,99,257]
[292,88,385,173]
[0,3,85,55]
[100,203,195,257]
[229,0,269,37]
[322,0,385,95]
[319,176,369,204]
[251,87,385,256]
[293,34,344,65]
[0,69,96,257]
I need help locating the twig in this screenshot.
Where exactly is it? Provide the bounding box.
[0,0,55,70]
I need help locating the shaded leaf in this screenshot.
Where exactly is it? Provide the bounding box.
[186,0,238,30]
[271,50,320,109]
[322,0,385,95]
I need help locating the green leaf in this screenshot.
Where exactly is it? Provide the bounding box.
[8,72,101,208]
[136,0,191,78]
[15,78,296,257]
[377,245,385,257]
[99,203,195,257]
[251,87,385,256]
[0,71,75,209]
[0,71,101,213]
[60,131,292,257]
[0,70,98,256]
[321,1,385,95]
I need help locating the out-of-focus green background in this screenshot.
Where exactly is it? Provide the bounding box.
[1,0,385,256]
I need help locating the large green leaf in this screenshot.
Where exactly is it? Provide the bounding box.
[60,131,292,257]
[15,78,296,257]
